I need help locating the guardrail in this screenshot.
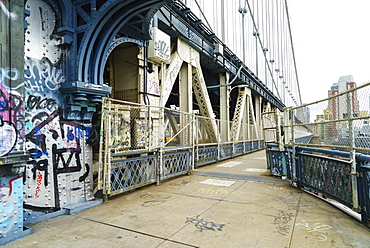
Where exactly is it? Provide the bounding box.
[96,98,265,198]
[285,82,370,154]
[266,143,370,228]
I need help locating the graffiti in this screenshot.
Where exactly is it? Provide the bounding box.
[0,85,23,122]
[170,179,191,187]
[27,158,48,187]
[154,40,170,61]
[147,80,159,95]
[24,58,65,92]
[0,1,17,20]
[64,124,89,144]
[26,95,58,111]
[24,109,92,209]
[0,175,23,238]
[0,116,17,157]
[0,81,24,156]
[296,220,332,241]
[186,215,225,231]
[140,193,171,207]
[35,171,43,198]
[273,210,294,236]
[0,67,19,85]
[52,143,82,174]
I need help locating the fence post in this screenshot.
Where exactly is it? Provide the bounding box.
[356,157,370,226]
[276,110,284,151]
[102,99,112,201]
[157,107,165,185]
[347,92,359,211]
[191,113,195,170]
[287,108,297,181]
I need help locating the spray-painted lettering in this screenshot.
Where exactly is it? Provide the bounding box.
[24,59,65,92]
[26,95,57,111]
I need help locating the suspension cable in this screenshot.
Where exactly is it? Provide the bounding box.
[284,0,303,105]
[194,0,214,33]
[245,0,281,100]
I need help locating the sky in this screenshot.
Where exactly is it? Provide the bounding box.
[287,0,370,104]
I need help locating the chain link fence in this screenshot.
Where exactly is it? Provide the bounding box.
[286,82,370,153]
[266,82,370,228]
[97,98,265,196]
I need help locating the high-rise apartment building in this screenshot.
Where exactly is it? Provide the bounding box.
[327,75,359,137]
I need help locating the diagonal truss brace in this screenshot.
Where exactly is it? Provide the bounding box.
[160,52,184,107]
[192,59,219,143]
[231,87,248,141]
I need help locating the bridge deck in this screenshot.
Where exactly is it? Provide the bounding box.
[5,151,369,248]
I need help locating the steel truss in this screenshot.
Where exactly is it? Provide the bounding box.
[97,99,264,198]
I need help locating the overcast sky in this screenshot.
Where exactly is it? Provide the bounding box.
[287,0,370,104]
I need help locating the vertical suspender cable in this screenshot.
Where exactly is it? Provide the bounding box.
[284,0,303,105]
[245,0,281,100]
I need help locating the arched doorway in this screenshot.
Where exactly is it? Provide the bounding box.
[104,41,142,103]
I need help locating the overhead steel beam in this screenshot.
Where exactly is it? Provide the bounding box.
[157,2,285,111]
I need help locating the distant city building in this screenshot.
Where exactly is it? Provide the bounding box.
[295,105,310,124]
[314,109,333,139]
[358,111,370,135]
[327,75,359,137]
[302,105,310,123]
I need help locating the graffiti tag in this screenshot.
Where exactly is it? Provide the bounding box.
[186,215,225,231]
[296,220,332,241]
[24,59,65,92]
[0,67,19,84]
[273,210,294,236]
[140,193,171,207]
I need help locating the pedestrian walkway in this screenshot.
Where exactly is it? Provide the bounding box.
[4,151,370,247]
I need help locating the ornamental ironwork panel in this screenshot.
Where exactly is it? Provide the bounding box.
[267,149,292,178]
[195,146,218,166]
[297,153,352,207]
[110,156,157,195]
[161,150,191,179]
[234,142,244,155]
[244,141,252,153]
[220,144,233,160]
[259,140,265,149]
[357,157,370,226]
[252,141,260,151]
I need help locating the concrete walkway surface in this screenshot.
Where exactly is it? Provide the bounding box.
[4,150,370,248]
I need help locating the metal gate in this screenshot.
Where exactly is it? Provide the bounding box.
[95,98,193,198]
[96,98,266,199]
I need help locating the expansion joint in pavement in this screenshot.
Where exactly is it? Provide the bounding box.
[77,216,199,248]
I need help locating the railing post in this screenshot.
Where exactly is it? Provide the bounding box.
[357,156,370,226]
[157,107,165,185]
[276,110,284,151]
[287,108,297,181]
[347,92,359,211]
[191,113,195,171]
[194,116,199,167]
[103,99,112,201]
